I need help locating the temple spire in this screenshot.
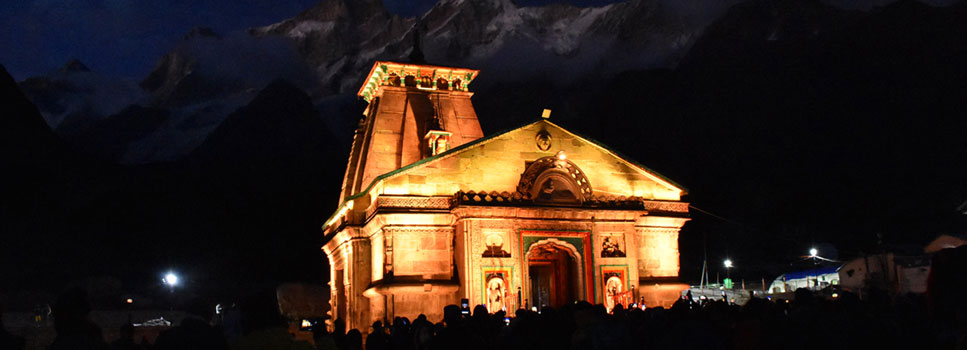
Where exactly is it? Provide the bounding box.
[409,22,426,64]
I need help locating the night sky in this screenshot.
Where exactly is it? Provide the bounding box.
[0,0,628,80]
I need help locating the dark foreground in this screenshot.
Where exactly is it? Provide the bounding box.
[3,287,966,350]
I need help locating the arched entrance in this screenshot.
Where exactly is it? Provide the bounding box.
[525,240,582,309]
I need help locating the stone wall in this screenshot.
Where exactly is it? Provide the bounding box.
[379,121,681,201]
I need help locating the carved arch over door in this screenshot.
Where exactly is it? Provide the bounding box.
[516,156,593,205]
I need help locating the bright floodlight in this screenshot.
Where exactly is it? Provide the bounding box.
[723,259,733,268]
[809,248,818,257]
[163,272,179,286]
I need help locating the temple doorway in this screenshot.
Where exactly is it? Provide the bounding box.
[527,243,578,309]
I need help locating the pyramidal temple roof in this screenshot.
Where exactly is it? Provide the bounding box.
[325,118,688,230]
[350,119,687,199]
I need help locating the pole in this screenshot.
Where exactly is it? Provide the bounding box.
[700,260,707,290]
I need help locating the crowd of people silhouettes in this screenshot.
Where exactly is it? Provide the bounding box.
[0,287,962,350]
[2,245,965,350]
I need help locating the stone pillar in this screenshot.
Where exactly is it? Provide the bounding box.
[635,227,681,278]
[346,238,372,332]
[635,216,689,308]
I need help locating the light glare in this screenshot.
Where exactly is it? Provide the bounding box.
[163,272,179,286]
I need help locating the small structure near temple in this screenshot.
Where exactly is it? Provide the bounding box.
[321,60,690,330]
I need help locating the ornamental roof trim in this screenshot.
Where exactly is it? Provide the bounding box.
[356,61,480,102]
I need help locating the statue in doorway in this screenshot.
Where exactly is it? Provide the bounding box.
[486,274,506,313]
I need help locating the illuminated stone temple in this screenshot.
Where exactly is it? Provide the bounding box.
[321,61,690,329]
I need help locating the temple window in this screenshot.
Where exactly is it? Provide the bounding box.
[387,73,401,86]
[424,130,452,157]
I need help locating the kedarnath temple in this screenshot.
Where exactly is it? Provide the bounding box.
[321,60,690,330]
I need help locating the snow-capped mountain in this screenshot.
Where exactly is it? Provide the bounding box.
[18,59,146,131]
[250,0,721,95]
[25,0,723,164]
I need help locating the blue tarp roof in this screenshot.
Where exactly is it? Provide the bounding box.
[780,266,841,280]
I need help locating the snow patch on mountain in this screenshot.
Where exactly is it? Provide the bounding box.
[18,67,147,129]
[287,21,336,38]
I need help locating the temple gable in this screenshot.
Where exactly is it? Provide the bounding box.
[370,120,685,203]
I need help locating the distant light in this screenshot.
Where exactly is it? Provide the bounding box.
[531,306,538,312]
[809,248,818,257]
[556,151,566,160]
[723,259,733,268]
[163,272,179,286]
[126,298,133,304]
[301,319,312,328]
[831,293,839,298]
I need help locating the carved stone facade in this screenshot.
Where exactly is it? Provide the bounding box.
[322,61,690,330]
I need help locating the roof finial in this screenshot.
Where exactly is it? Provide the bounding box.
[409,21,426,64]
[541,109,552,119]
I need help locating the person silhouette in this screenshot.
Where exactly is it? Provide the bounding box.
[110,323,142,350]
[154,297,228,350]
[231,290,313,350]
[343,329,362,350]
[1,303,26,350]
[311,324,337,350]
[365,321,388,350]
[47,287,108,350]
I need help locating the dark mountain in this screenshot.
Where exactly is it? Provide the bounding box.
[58,59,91,74]
[1,74,341,308]
[0,64,60,163]
[168,80,344,295]
[187,79,345,193]
[139,33,222,107]
[19,0,724,165]
[561,0,967,281]
[18,59,145,131]
[61,106,170,162]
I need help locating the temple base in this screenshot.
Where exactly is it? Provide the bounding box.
[638,283,689,308]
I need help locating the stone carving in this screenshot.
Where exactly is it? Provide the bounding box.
[482,230,511,258]
[535,130,552,151]
[601,234,626,258]
[524,238,581,260]
[641,200,690,213]
[516,156,593,203]
[369,196,453,216]
[378,196,452,209]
